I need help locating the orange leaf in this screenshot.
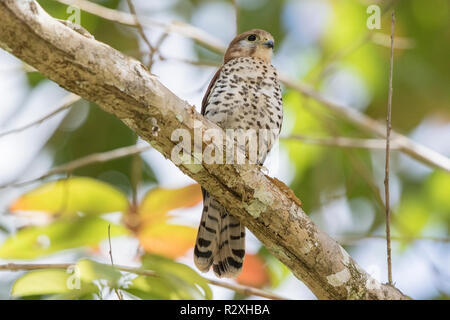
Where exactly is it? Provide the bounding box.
[236,254,270,288]
[137,184,202,224]
[138,223,197,259]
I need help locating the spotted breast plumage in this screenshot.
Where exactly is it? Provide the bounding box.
[194,29,283,278]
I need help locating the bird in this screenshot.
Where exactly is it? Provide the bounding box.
[194,29,283,278]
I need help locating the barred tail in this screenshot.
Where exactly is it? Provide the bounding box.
[194,189,245,277]
[194,189,218,272]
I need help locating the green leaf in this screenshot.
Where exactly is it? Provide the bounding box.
[426,171,450,216]
[12,260,127,300]
[141,254,212,300]
[395,196,429,238]
[258,246,290,288]
[10,177,129,217]
[126,275,194,300]
[0,216,128,259]
[11,269,98,299]
[26,71,46,88]
[76,259,122,288]
[124,254,212,300]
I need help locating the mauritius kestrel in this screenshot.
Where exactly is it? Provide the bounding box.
[194,29,283,277]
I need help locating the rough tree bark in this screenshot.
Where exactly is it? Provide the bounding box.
[0,0,409,299]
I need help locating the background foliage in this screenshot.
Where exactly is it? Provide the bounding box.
[0,0,448,300]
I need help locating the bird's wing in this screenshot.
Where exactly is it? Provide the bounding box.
[201,66,223,116]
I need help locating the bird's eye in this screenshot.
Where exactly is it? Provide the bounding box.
[247,34,257,41]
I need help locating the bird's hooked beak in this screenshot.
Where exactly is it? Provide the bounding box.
[263,39,274,49]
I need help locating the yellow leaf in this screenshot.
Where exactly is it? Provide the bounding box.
[11,269,98,298]
[10,177,128,217]
[0,216,128,259]
[138,223,197,259]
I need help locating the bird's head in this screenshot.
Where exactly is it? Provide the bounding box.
[224,29,275,64]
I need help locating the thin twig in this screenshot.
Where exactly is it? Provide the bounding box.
[108,224,123,300]
[231,0,239,34]
[0,93,80,138]
[0,144,151,189]
[384,11,395,286]
[125,0,155,68]
[124,0,169,70]
[125,0,153,52]
[0,263,286,300]
[54,0,226,53]
[335,234,450,245]
[159,55,220,68]
[205,277,284,300]
[283,135,400,150]
[107,226,113,265]
[148,32,168,70]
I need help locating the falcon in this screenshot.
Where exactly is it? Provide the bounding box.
[194,29,283,277]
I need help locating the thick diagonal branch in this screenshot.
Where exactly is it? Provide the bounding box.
[0,0,409,300]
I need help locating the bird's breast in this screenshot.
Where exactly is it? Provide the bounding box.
[204,57,283,133]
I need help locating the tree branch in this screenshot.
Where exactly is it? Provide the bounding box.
[0,144,151,189]
[0,93,80,138]
[0,0,409,300]
[55,0,226,53]
[280,76,450,172]
[283,135,400,150]
[335,234,450,245]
